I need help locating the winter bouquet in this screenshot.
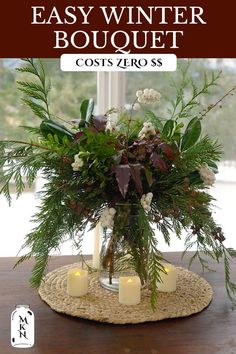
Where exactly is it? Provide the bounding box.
[0,58,235,308]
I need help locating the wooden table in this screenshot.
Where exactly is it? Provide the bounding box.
[0,253,235,354]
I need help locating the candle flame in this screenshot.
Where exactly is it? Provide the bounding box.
[75,271,81,276]
[164,268,170,273]
[127,278,133,283]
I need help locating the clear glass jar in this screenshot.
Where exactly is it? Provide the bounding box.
[99,203,149,292]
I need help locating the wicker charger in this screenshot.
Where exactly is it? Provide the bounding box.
[38,263,213,324]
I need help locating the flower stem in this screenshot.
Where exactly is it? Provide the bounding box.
[125,98,138,157]
[199,86,236,120]
[109,244,114,285]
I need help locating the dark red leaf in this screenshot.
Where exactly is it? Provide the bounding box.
[150,152,168,173]
[129,163,143,195]
[152,136,162,145]
[92,115,107,131]
[130,140,146,148]
[87,127,98,135]
[159,142,174,160]
[114,165,131,198]
[146,143,155,154]
[74,131,84,141]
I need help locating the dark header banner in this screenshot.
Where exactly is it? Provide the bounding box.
[0,0,235,58]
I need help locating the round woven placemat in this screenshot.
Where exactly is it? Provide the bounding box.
[38,263,213,324]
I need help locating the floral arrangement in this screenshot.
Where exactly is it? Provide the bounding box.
[0,59,236,309]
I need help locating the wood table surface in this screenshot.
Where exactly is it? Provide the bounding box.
[0,253,235,354]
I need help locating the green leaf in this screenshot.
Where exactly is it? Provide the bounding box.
[144,168,153,187]
[79,99,94,127]
[175,122,184,132]
[40,119,74,142]
[181,118,201,151]
[172,132,181,142]
[162,120,174,138]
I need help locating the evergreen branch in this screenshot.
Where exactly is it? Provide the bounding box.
[19,125,43,136]
[137,207,164,310]
[0,144,44,204]
[21,98,49,120]
[30,255,50,288]
[17,80,49,95]
[13,253,32,269]
[18,87,47,103]
[223,248,236,306]
[170,67,221,120]
[169,60,192,119]
[188,249,215,273]
[17,182,87,288]
[184,219,236,307]
[178,136,222,172]
[0,139,61,153]
[17,58,51,120]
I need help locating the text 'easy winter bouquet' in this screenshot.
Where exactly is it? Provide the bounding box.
[0,59,236,309]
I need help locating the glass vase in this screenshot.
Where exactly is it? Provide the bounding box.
[99,203,149,292]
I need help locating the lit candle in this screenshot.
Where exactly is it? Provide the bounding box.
[67,268,88,297]
[92,223,100,269]
[156,263,177,292]
[119,276,141,305]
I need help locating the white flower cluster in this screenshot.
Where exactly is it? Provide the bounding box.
[71,153,84,171]
[198,165,216,186]
[100,207,117,228]
[138,122,156,139]
[140,192,153,211]
[133,103,140,111]
[105,119,118,133]
[136,88,161,104]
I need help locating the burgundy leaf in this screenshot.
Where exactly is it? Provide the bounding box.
[152,136,162,145]
[73,131,84,141]
[114,165,131,198]
[92,115,107,131]
[130,140,147,148]
[146,143,155,154]
[159,142,174,160]
[87,127,98,135]
[151,152,168,173]
[129,163,143,195]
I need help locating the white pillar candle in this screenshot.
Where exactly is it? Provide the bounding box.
[67,268,88,297]
[119,276,141,305]
[156,263,177,292]
[92,223,100,269]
